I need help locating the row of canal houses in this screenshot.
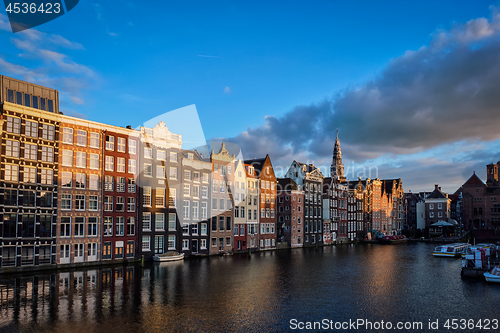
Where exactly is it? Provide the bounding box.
[0,75,405,271]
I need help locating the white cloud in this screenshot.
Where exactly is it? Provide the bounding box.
[70,96,85,105]
[224,86,231,93]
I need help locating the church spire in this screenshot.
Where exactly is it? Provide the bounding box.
[331,130,346,182]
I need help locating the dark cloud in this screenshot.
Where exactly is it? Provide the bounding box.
[216,8,500,169]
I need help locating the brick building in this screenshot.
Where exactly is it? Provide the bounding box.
[1,75,59,268]
[277,178,304,248]
[245,155,277,250]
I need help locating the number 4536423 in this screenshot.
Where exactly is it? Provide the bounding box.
[5,3,61,14]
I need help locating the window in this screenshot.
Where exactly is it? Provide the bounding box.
[24,143,37,160]
[156,188,165,207]
[117,177,126,192]
[75,195,85,211]
[144,164,152,177]
[104,196,113,211]
[116,217,125,236]
[90,132,100,148]
[142,236,151,251]
[156,165,165,178]
[429,212,434,218]
[16,91,22,105]
[6,117,20,134]
[183,200,190,219]
[76,152,86,168]
[128,178,136,193]
[201,239,207,249]
[184,170,191,181]
[75,217,85,237]
[61,217,71,237]
[75,173,85,189]
[105,175,114,191]
[90,153,99,169]
[61,172,72,188]
[77,130,87,146]
[143,212,151,230]
[23,190,36,207]
[143,187,152,206]
[117,157,126,172]
[48,99,54,112]
[106,135,115,150]
[220,198,225,211]
[144,147,153,159]
[117,137,126,152]
[128,197,136,212]
[40,98,46,111]
[168,235,176,250]
[170,151,178,162]
[127,217,135,236]
[213,180,218,193]
[182,239,189,250]
[42,124,54,140]
[169,213,176,230]
[116,197,125,212]
[89,174,99,190]
[23,167,36,183]
[62,150,73,166]
[104,217,113,236]
[41,169,53,185]
[61,194,72,210]
[41,146,53,162]
[6,140,20,158]
[63,128,73,144]
[105,156,114,171]
[202,186,208,199]
[89,195,98,211]
[212,198,218,210]
[24,93,31,107]
[169,167,178,179]
[202,202,208,219]
[193,201,199,219]
[184,184,191,196]
[202,173,209,183]
[88,217,98,237]
[193,185,200,198]
[157,150,166,161]
[128,159,137,174]
[155,213,164,230]
[25,121,38,137]
[193,172,200,183]
[219,216,225,230]
[169,188,176,207]
[129,140,137,154]
[4,165,18,182]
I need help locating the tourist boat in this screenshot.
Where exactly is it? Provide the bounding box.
[484,266,500,283]
[433,243,471,257]
[379,235,409,244]
[462,244,498,258]
[153,252,185,262]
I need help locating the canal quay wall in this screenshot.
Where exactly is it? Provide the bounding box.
[2,237,498,275]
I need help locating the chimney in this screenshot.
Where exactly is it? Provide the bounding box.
[126,125,132,129]
[438,186,441,191]
[434,184,439,190]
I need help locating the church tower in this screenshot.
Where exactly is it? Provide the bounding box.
[331,130,346,182]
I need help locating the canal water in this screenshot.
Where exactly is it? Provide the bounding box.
[0,243,499,332]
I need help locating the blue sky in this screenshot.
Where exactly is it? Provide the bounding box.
[1,0,499,192]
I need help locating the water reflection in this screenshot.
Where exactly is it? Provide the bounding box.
[1,244,500,332]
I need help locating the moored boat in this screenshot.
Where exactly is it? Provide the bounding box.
[153,252,185,262]
[433,243,471,257]
[379,235,409,244]
[484,266,500,283]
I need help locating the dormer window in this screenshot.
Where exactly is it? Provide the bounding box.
[188,153,193,160]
